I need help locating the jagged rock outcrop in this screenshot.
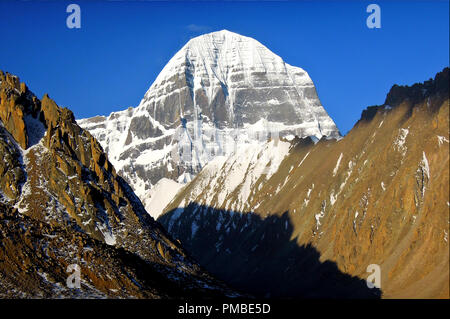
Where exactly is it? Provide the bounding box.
[159,68,450,298]
[0,71,237,298]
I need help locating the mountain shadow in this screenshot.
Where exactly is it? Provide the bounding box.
[158,203,382,299]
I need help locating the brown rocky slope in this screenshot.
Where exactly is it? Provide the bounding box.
[159,68,449,298]
[0,70,237,298]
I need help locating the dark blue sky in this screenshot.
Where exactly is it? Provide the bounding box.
[0,1,448,134]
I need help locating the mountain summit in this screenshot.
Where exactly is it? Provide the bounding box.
[79,30,340,217]
[142,29,339,133]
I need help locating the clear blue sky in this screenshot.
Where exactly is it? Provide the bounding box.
[0,1,448,134]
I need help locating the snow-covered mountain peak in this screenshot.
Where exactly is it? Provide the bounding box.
[140,29,319,122]
[180,29,269,58]
[79,31,340,217]
[184,29,252,46]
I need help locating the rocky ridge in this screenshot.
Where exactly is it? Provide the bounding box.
[0,70,237,298]
[159,68,450,298]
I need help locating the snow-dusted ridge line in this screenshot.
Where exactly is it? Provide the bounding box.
[171,139,292,214]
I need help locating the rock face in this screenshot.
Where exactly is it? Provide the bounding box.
[0,71,237,298]
[78,30,340,217]
[159,68,450,298]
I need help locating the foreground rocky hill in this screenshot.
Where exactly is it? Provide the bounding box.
[0,70,237,298]
[159,68,449,298]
